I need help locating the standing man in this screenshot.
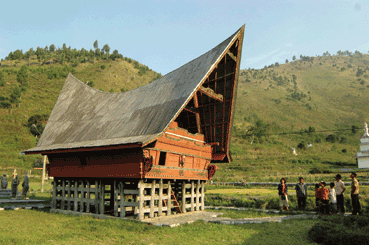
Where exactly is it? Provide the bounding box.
[350,172,362,215]
[295,177,307,211]
[335,174,345,214]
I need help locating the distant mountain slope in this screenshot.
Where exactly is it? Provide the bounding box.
[235,54,369,132]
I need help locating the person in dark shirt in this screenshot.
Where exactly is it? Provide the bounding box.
[295,177,307,211]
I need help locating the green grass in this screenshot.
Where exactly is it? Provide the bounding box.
[0,209,319,245]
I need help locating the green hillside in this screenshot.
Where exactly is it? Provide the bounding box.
[1,48,369,182]
[222,52,369,182]
[0,46,161,169]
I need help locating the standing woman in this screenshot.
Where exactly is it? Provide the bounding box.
[278,178,289,211]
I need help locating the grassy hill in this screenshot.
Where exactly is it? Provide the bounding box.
[0,52,161,169]
[1,50,369,182]
[221,53,369,182]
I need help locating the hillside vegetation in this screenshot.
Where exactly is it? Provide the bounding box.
[222,51,369,182]
[1,47,369,182]
[0,43,161,169]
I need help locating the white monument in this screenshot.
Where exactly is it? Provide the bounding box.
[357,122,369,168]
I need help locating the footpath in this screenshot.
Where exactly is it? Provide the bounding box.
[141,206,323,227]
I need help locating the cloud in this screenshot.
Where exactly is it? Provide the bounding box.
[243,48,294,68]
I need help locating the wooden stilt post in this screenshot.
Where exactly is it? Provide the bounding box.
[196,180,200,211]
[150,179,156,218]
[182,180,186,213]
[61,179,66,210]
[86,180,90,213]
[41,155,47,192]
[109,181,114,211]
[99,180,105,215]
[66,179,71,210]
[52,178,57,209]
[138,180,144,220]
[74,180,78,211]
[95,180,99,214]
[120,181,125,218]
[191,180,195,212]
[167,180,171,216]
[114,180,118,217]
[80,180,85,212]
[201,181,205,211]
[159,179,163,217]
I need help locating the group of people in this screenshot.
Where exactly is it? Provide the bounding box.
[277,173,362,215]
[0,169,29,199]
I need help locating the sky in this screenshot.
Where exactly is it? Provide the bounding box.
[1,0,368,75]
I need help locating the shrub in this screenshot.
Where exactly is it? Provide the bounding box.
[326,134,338,143]
[297,142,306,149]
[308,216,369,245]
[342,149,347,153]
[87,81,94,87]
[101,65,106,70]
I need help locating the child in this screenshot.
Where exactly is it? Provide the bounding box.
[315,183,321,213]
[329,182,337,214]
[319,181,330,215]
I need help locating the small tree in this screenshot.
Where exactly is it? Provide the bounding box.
[17,65,29,90]
[246,119,270,144]
[9,85,21,113]
[93,40,98,63]
[24,48,35,66]
[0,70,5,86]
[102,44,110,59]
[285,59,289,63]
[351,125,359,134]
[49,44,56,52]
[293,55,296,61]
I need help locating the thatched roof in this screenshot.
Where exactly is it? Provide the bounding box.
[23,26,244,154]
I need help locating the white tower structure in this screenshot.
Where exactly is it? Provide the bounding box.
[357,122,369,168]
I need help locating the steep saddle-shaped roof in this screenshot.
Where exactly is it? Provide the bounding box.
[23,25,244,157]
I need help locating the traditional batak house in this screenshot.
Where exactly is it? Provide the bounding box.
[23,25,245,219]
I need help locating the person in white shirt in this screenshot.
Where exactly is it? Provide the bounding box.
[335,174,346,214]
[329,182,337,214]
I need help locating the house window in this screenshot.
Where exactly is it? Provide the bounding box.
[158,152,167,166]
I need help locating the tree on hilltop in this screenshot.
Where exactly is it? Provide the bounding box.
[102,44,110,59]
[93,40,98,63]
[24,48,35,66]
[49,44,56,52]
[292,55,296,61]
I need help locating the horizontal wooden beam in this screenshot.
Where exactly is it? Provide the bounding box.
[227,51,237,62]
[183,107,198,114]
[198,86,224,102]
[25,143,142,155]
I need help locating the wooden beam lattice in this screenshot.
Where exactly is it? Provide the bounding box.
[227,50,237,61]
[198,86,224,102]
[51,178,205,220]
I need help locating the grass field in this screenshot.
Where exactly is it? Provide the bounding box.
[0,209,319,245]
